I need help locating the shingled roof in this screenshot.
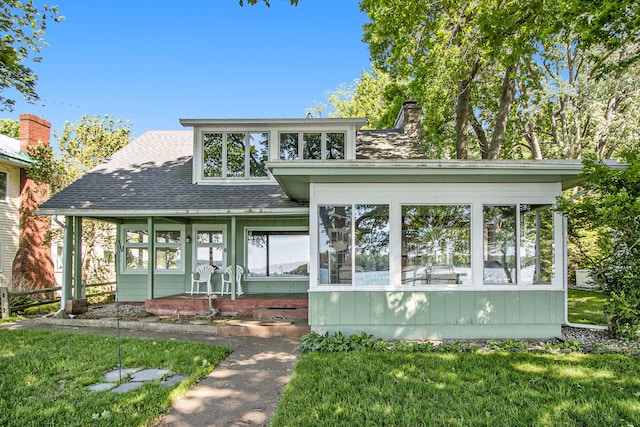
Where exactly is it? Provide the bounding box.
[38,130,307,216]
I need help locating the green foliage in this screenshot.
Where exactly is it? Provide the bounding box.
[557,152,640,339]
[568,289,608,326]
[487,339,529,352]
[545,339,584,352]
[0,330,229,427]
[0,1,63,110]
[0,118,19,137]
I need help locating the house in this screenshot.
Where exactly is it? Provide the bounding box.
[0,114,55,290]
[39,102,590,339]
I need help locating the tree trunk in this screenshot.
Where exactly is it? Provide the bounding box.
[486,64,517,160]
[455,60,481,159]
[524,120,543,160]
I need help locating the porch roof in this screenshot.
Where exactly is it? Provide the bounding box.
[267,159,612,201]
[38,130,308,218]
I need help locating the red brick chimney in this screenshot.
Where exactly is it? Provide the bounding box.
[12,113,55,291]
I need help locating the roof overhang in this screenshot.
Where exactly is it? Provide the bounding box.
[36,207,310,218]
[267,159,620,201]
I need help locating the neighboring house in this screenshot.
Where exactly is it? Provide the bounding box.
[39,102,603,339]
[0,114,55,290]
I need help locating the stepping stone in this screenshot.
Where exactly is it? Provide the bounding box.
[131,368,170,382]
[190,319,209,325]
[104,368,140,382]
[161,375,186,386]
[111,381,145,394]
[139,316,161,323]
[86,383,115,392]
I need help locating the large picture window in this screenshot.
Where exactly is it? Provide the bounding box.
[483,204,554,285]
[318,204,390,286]
[402,205,471,286]
[247,230,309,277]
[202,131,269,179]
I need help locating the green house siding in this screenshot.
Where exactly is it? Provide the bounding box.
[309,290,564,339]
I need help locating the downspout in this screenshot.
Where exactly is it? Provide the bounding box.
[562,215,607,330]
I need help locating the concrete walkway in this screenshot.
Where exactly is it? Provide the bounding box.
[2,318,302,427]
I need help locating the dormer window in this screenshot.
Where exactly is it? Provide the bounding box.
[279,132,345,160]
[203,131,269,179]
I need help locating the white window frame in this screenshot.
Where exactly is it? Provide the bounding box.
[121,224,185,274]
[200,130,270,181]
[278,131,346,160]
[310,182,564,292]
[0,170,8,202]
[244,226,310,281]
[192,224,227,272]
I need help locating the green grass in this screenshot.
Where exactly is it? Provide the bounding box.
[568,289,608,326]
[0,330,230,427]
[273,351,640,426]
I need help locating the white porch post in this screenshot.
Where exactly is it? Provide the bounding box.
[73,217,83,299]
[147,217,155,299]
[61,216,73,311]
[231,215,237,300]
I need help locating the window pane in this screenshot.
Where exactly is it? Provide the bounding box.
[354,205,389,286]
[197,231,223,244]
[249,132,269,177]
[203,132,223,177]
[126,248,148,269]
[521,204,554,285]
[318,206,352,284]
[156,230,180,244]
[303,133,321,159]
[484,205,517,284]
[125,230,148,244]
[226,132,245,177]
[196,247,223,269]
[247,231,310,277]
[402,205,470,285]
[156,247,181,270]
[0,172,6,199]
[279,133,299,160]
[326,133,345,159]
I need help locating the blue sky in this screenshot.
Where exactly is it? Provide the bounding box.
[4,0,370,143]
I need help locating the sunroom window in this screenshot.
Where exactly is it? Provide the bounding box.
[155,230,182,271]
[202,131,269,179]
[246,230,309,277]
[483,204,554,285]
[194,229,224,269]
[279,132,345,160]
[402,205,471,286]
[124,228,149,271]
[318,204,390,286]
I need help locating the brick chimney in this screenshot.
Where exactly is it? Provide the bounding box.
[394,100,422,136]
[12,113,55,291]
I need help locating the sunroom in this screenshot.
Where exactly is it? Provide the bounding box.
[269,160,584,339]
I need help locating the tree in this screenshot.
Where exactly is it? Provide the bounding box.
[0,118,19,137]
[556,151,640,340]
[0,0,63,111]
[28,115,131,284]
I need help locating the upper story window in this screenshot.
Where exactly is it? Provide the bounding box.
[279,132,345,160]
[203,131,269,179]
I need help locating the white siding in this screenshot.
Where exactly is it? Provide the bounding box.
[0,163,21,289]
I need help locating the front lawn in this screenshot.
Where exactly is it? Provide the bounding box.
[568,289,607,326]
[273,350,640,426]
[0,330,229,427]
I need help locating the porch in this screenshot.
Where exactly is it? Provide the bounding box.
[144,293,308,318]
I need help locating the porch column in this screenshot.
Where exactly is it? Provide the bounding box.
[61,216,73,311]
[231,215,237,300]
[147,217,155,299]
[73,217,83,299]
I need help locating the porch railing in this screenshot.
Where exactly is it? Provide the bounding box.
[0,281,116,319]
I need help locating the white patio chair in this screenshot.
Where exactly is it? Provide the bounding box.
[190,264,216,295]
[221,265,244,296]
